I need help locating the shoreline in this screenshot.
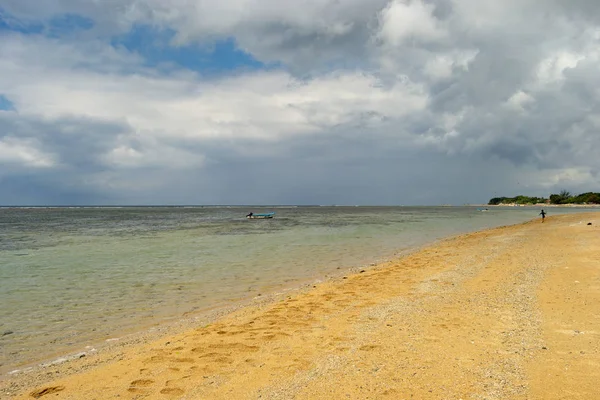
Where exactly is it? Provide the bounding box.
[1,230,434,386]
[3,213,600,399]
[4,205,507,378]
[0,241,414,380]
[0,210,504,380]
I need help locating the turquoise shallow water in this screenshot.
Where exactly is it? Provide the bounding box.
[0,206,594,375]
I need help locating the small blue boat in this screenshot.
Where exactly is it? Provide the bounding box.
[246,212,275,219]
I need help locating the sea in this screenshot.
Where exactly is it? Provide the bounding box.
[0,205,595,376]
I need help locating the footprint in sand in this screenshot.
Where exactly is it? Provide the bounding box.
[261,333,278,341]
[359,345,380,351]
[196,352,233,364]
[146,355,168,363]
[165,378,189,388]
[244,358,259,367]
[276,362,310,372]
[333,300,350,307]
[160,387,185,396]
[128,379,155,393]
[208,343,260,352]
[173,357,195,363]
[130,379,155,387]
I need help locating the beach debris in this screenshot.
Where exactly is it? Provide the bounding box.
[587,222,592,225]
[29,386,65,398]
[2,330,14,336]
[360,270,366,273]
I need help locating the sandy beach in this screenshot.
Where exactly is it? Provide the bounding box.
[3,212,599,399]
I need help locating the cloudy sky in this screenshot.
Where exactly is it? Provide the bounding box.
[1,0,599,205]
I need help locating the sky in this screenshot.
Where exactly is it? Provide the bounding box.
[1,0,599,206]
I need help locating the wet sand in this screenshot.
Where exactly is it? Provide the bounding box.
[3,212,600,399]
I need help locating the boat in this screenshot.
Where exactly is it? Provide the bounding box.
[246,212,275,219]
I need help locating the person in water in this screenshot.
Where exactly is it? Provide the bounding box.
[246,212,253,218]
[539,209,546,222]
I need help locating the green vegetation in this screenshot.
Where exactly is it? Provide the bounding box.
[488,195,547,205]
[550,191,600,204]
[488,191,600,205]
[548,190,571,205]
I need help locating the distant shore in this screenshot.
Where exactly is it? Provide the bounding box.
[3,213,600,399]
[472,203,600,208]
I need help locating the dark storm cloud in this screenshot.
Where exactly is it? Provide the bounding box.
[0,173,113,205]
[0,113,129,171]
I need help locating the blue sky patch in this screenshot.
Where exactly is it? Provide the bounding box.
[0,94,15,111]
[0,7,43,34]
[47,13,94,36]
[0,9,93,36]
[112,24,272,74]
[1,10,276,75]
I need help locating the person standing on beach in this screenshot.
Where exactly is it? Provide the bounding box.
[539,209,546,222]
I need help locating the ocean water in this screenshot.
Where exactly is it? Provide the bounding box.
[0,206,594,375]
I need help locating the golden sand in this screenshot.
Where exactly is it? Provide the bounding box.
[3,212,600,399]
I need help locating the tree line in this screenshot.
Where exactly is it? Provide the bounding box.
[488,191,600,205]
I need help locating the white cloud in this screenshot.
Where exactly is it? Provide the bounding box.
[0,33,427,139]
[0,133,55,168]
[103,143,206,169]
[423,50,478,80]
[505,90,534,112]
[377,0,446,46]
[536,51,586,84]
[539,167,598,189]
